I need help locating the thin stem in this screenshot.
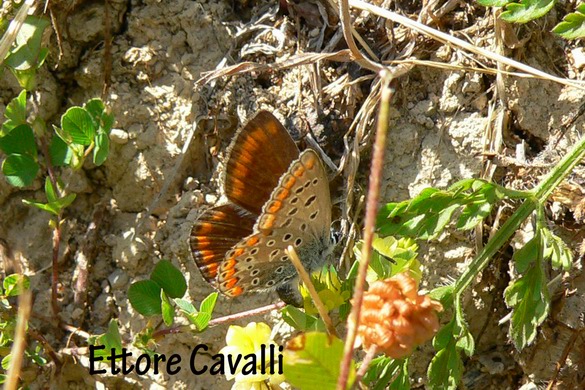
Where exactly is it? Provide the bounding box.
[149,302,286,340]
[286,246,338,337]
[208,302,286,327]
[337,72,394,390]
[51,220,62,317]
[4,290,32,390]
[354,344,378,388]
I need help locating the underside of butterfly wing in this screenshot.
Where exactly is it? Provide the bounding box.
[216,149,333,298]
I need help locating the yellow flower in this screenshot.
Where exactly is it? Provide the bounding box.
[220,322,285,389]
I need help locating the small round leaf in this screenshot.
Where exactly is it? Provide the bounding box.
[150,260,187,299]
[128,280,162,316]
[2,153,39,187]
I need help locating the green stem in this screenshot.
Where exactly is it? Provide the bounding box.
[454,136,585,296]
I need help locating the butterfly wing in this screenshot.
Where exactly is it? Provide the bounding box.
[190,204,256,286]
[216,150,332,297]
[224,111,299,216]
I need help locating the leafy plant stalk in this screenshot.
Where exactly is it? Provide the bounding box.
[454,135,585,297]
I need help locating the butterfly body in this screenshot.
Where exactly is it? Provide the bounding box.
[190,111,332,305]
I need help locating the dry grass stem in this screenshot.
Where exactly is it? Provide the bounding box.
[350,0,585,90]
[197,50,352,85]
[0,0,37,63]
[5,290,32,390]
[285,246,338,337]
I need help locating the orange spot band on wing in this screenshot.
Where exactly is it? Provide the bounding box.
[229,286,244,296]
[292,165,305,177]
[303,154,316,168]
[267,200,282,213]
[222,268,235,279]
[203,263,219,274]
[282,176,296,190]
[247,236,259,246]
[275,188,290,201]
[224,277,238,289]
[259,214,276,230]
[224,258,237,270]
[193,223,215,234]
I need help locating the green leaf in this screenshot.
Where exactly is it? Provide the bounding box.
[150,260,187,299]
[553,4,585,39]
[28,344,47,366]
[84,99,105,124]
[513,233,541,273]
[477,0,509,6]
[1,354,11,370]
[282,306,325,332]
[454,318,475,357]
[199,292,218,315]
[161,290,174,326]
[68,143,86,170]
[93,131,109,166]
[128,280,162,316]
[22,199,57,215]
[53,125,72,144]
[23,193,76,215]
[102,112,115,134]
[427,342,462,390]
[456,199,493,231]
[377,179,504,240]
[367,249,393,281]
[504,263,549,349]
[189,292,219,331]
[429,285,454,309]
[3,274,30,296]
[362,357,409,390]
[432,320,456,351]
[193,312,211,331]
[1,91,27,134]
[389,360,410,390]
[501,0,556,24]
[61,107,96,145]
[44,177,57,203]
[84,99,114,134]
[51,192,76,210]
[49,135,72,167]
[541,228,573,270]
[3,16,50,71]
[2,153,39,187]
[0,124,37,158]
[174,298,197,314]
[284,332,355,390]
[175,298,199,324]
[93,320,123,360]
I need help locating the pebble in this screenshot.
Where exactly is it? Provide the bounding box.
[110,128,129,144]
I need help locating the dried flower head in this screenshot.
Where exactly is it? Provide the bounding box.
[356,273,443,359]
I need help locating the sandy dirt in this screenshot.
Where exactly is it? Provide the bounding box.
[1,0,584,388]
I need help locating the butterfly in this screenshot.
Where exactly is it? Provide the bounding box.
[189,111,333,306]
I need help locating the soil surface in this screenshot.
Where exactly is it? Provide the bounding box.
[1,0,584,388]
